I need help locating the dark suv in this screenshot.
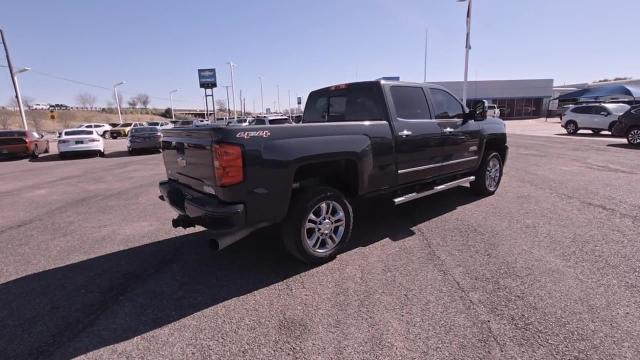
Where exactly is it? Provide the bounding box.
[612,105,640,146]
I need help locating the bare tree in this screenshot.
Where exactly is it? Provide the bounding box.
[0,112,10,129]
[127,97,139,109]
[215,99,228,114]
[76,92,97,109]
[135,93,150,109]
[7,96,35,110]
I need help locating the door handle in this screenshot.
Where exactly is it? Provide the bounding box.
[441,127,455,135]
[398,130,412,137]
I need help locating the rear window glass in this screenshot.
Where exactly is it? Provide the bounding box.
[303,83,385,123]
[607,104,630,115]
[391,86,431,120]
[131,127,159,134]
[0,131,26,138]
[64,130,93,136]
[268,118,291,125]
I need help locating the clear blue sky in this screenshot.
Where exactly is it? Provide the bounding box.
[1,0,639,109]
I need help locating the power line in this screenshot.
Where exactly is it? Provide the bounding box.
[1,63,181,102]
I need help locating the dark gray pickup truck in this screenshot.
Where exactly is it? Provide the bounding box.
[159,80,508,263]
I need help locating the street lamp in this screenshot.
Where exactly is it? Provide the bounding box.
[13,67,30,130]
[227,62,237,119]
[113,81,126,124]
[169,89,178,121]
[1,29,29,130]
[277,85,281,113]
[458,0,472,105]
[258,76,264,114]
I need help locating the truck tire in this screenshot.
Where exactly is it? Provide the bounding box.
[282,186,353,264]
[470,151,503,196]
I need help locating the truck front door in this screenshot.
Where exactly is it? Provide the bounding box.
[389,85,481,185]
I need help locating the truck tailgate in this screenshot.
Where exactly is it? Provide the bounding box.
[161,128,216,194]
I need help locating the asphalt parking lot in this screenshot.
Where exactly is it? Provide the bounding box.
[1,126,639,359]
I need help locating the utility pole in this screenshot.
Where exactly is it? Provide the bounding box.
[239,89,243,117]
[227,61,237,119]
[1,29,28,130]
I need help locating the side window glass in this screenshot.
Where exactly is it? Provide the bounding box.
[253,119,266,125]
[431,88,465,119]
[390,86,431,120]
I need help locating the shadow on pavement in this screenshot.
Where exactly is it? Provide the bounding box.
[0,187,480,359]
[29,153,101,163]
[606,143,640,150]
[554,132,617,139]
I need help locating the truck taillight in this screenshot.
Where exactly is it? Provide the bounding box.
[213,143,243,186]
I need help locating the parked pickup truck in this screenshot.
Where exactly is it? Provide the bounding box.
[158,80,508,263]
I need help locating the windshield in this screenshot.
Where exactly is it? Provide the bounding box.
[63,130,94,136]
[117,123,133,127]
[0,131,27,138]
[608,104,630,115]
[131,127,159,134]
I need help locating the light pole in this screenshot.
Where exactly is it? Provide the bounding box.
[423,27,428,83]
[224,85,231,120]
[288,89,292,122]
[277,85,281,113]
[113,81,126,124]
[13,67,30,130]
[1,29,29,130]
[458,0,472,105]
[169,89,178,121]
[258,76,264,114]
[227,61,237,119]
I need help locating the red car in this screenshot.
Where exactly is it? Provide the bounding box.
[0,129,50,158]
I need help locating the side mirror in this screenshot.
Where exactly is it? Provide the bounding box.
[600,112,609,117]
[465,100,488,121]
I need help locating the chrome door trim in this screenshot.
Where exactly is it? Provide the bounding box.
[397,156,478,174]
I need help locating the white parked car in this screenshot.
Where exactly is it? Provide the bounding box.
[30,103,50,110]
[487,104,500,118]
[146,120,173,130]
[561,103,630,135]
[57,128,105,158]
[78,123,112,138]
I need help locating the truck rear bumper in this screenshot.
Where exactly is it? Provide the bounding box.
[159,180,245,231]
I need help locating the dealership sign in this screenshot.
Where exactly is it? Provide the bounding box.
[198,68,217,89]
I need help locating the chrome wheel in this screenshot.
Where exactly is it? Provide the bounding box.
[628,129,640,145]
[304,200,346,253]
[566,122,577,134]
[485,157,501,191]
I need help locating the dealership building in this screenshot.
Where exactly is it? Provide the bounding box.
[432,79,554,120]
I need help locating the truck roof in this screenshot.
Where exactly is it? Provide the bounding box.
[313,80,451,93]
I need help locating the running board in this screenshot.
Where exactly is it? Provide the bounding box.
[393,176,475,205]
